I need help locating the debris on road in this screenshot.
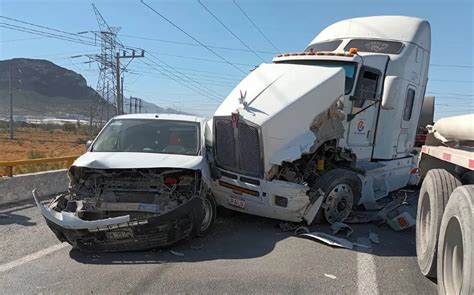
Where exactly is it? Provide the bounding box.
[324,273,337,279]
[278,221,300,232]
[294,225,310,235]
[299,232,354,250]
[343,193,417,232]
[170,250,185,257]
[331,222,353,237]
[368,232,380,244]
[190,244,204,250]
[387,210,416,231]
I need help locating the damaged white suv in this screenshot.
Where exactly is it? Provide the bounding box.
[33,114,216,252]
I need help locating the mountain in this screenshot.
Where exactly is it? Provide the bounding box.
[0,58,182,119]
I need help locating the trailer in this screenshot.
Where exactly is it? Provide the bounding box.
[210,15,431,225]
[416,114,474,294]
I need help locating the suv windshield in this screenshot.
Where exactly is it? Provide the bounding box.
[92,119,200,155]
[277,60,357,94]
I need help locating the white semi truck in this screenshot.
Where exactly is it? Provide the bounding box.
[416,114,473,294]
[209,16,431,224]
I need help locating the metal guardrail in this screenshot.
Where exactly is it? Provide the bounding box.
[0,155,80,177]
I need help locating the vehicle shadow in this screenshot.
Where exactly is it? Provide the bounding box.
[69,208,290,265]
[69,205,418,265]
[0,211,36,226]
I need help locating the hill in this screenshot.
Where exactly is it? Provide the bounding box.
[0,58,182,119]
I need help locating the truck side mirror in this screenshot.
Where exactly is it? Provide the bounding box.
[85,140,93,150]
[381,76,400,110]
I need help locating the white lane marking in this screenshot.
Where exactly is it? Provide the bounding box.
[357,238,379,295]
[0,243,68,273]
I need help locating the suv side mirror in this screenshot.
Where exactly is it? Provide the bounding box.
[85,140,93,150]
[381,76,400,110]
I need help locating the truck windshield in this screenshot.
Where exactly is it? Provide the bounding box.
[92,119,200,155]
[277,60,357,94]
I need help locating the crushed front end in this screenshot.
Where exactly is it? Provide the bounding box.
[34,166,205,252]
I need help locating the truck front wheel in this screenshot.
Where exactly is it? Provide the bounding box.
[416,169,460,278]
[312,169,361,224]
[437,185,473,295]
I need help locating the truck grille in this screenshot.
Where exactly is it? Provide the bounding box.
[215,118,262,177]
[215,119,236,168]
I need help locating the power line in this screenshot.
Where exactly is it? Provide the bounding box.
[139,58,223,102]
[430,63,474,68]
[0,15,96,41]
[197,0,265,62]
[427,91,474,97]
[232,0,280,54]
[120,34,275,54]
[140,0,247,74]
[0,23,97,47]
[129,64,239,81]
[430,79,474,83]
[146,50,255,67]
[146,51,227,98]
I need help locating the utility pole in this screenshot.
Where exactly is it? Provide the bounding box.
[89,88,93,136]
[120,76,124,114]
[115,49,145,115]
[129,96,132,114]
[116,53,121,115]
[105,81,109,121]
[9,64,14,140]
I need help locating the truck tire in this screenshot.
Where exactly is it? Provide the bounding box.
[312,169,361,224]
[437,185,474,295]
[416,169,461,278]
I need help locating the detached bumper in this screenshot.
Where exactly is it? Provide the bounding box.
[33,190,203,252]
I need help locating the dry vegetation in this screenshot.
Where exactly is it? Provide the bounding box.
[0,124,89,176]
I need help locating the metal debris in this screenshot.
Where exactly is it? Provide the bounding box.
[278,221,300,232]
[387,211,416,231]
[299,232,354,250]
[294,226,310,235]
[331,222,353,237]
[368,232,380,244]
[170,250,185,257]
[190,244,204,250]
[324,273,337,279]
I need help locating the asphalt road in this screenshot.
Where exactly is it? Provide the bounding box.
[0,195,437,294]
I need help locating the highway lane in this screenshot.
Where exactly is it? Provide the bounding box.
[0,196,437,294]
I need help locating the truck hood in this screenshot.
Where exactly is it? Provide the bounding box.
[73,152,205,170]
[214,63,345,172]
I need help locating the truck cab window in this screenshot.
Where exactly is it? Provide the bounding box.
[404,88,416,120]
[276,60,357,94]
[354,69,380,108]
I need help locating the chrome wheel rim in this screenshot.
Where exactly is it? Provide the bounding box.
[200,198,213,231]
[324,183,354,223]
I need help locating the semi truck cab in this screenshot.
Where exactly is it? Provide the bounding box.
[210,16,431,224]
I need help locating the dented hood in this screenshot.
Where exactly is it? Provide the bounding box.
[214,63,345,173]
[73,152,205,170]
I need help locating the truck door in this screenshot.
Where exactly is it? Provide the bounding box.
[347,55,389,160]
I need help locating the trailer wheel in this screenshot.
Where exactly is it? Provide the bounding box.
[312,169,361,224]
[416,169,460,278]
[196,193,216,237]
[437,185,473,295]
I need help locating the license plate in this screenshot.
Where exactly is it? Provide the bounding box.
[229,196,245,208]
[106,229,133,240]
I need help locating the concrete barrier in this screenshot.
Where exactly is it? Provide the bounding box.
[0,169,68,205]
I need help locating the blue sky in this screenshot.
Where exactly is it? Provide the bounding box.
[1,0,473,119]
